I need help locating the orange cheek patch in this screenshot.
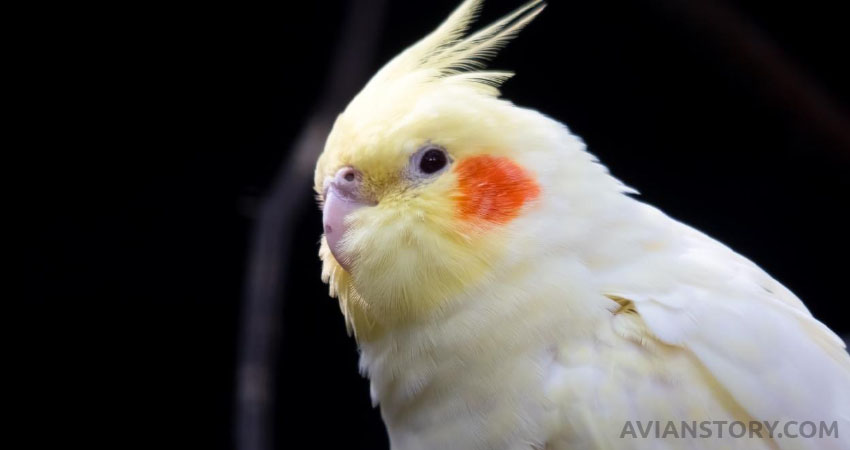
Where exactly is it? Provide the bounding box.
[454,155,540,225]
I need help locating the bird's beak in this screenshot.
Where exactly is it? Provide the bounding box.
[322,166,372,272]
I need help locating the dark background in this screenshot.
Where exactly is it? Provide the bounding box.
[22,0,849,449]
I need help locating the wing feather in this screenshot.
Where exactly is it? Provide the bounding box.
[604,204,850,450]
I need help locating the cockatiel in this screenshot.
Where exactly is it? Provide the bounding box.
[313,1,850,448]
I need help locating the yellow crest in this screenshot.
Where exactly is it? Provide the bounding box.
[353,0,545,104]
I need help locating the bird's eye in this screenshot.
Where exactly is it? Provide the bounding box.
[417,146,449,174]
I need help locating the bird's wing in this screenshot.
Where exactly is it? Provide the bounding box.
[600,204,850,450]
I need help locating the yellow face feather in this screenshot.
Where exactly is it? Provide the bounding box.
[314,0,546,340]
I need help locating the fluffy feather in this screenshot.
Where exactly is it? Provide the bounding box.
[313,1,850,448]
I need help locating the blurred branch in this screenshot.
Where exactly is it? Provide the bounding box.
[650,0,850,158]
[235,2,387,450]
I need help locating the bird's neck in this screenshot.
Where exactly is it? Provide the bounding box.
[356,243,615,448]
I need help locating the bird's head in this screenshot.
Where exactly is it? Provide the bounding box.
[314,0,626,339]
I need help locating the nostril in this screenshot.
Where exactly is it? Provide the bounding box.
[328,166,374,206]
[336,167,360,184]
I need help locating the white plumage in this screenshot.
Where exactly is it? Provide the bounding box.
[314,1,850,448]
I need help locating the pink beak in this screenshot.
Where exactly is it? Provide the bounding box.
[322,167,371,272]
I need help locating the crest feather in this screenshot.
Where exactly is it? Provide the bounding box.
[362,0,546,97]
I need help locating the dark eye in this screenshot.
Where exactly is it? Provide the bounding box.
[418,147,448,174]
